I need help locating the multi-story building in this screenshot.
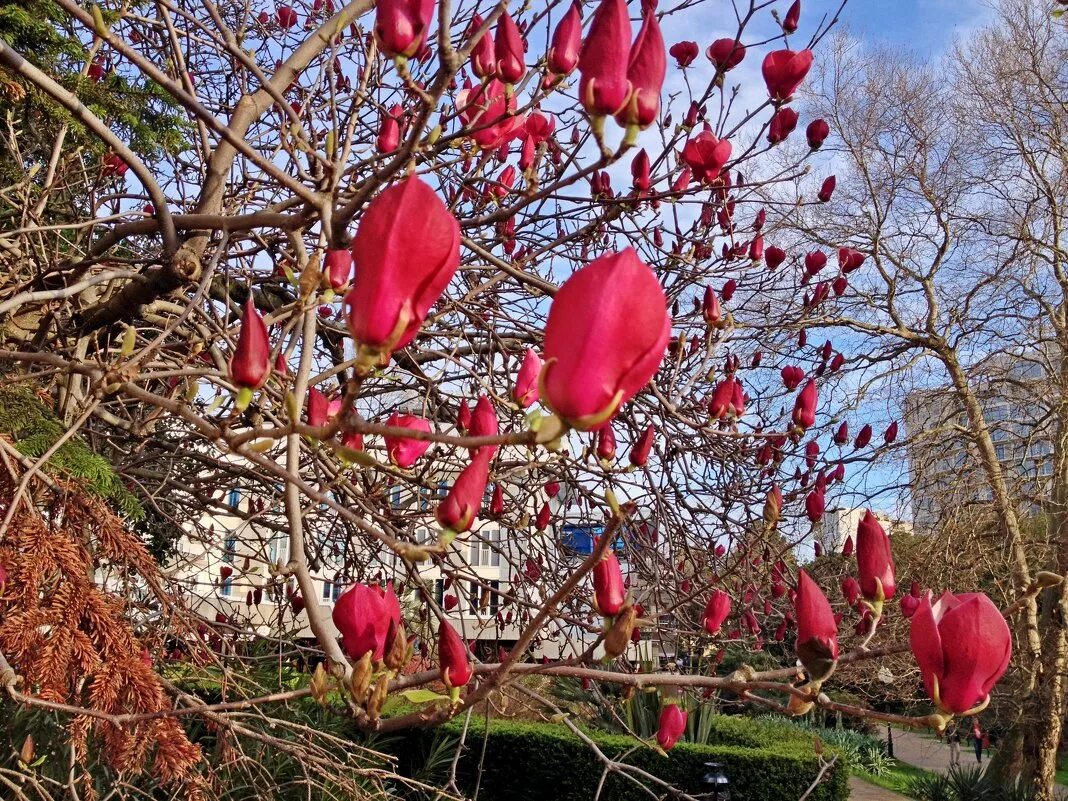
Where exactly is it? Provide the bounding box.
[820,507,913,553]
[162,444,639,663]
[902,355,1054,533]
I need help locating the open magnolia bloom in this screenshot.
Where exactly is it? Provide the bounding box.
[909,591,1012,716]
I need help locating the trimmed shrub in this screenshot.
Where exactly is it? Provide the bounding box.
[390,716,848,801]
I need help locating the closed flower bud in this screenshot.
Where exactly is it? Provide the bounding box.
[703,589,732,634]
[656,704,687,750]
[855,423,873,448]
[593,546,626,616]
[513,348,543,408]
[375,0,435,58]
[782,0,801,33]
[548,1,582,75]
[494,13,526,84]
[805,486,825,522]
[489,485,505,516]
[807,118,829,149]
[577,0,633,117]
[438,622,473,689]
[332,583,402,661]
[884,420,899,443]
[541,249,670,430]
[833,421,849,444]
[535,502,552,530]
[615,9,666,130]
[344,177,460,359]
[468,14,496,78]
[631,148,652,194]
[792,379,818,431]
[436,449,492,533]
[629,424,656,466]
[229,298,271,390]
[376,107,401,153]
[468,395,499,455]
[325,248,354,291]
[795,569,839,681]
[596,425,617,461]
[817,175,836,202]
[767,107,799,144]
[856,510,895,603]
[702,285,723,327]
[384,413,432,468]
[765,245,787,270]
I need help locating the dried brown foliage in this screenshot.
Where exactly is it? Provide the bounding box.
[0,466,204,797]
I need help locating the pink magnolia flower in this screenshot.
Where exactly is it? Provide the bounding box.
[669,40,698,67]
[344,177,460,357]
[656,704,688,750]
[706,38,745,71]
[762,48,813,102]
[494,12,525,84]
[857,510,896,602]
[325,248,353,291]
[374,0,434,57]
[681,130,732,184]
[807,118,829,149]
[332,583,402,661]
[456,79,525,150]
[513,348,543,408]
[548,1,582,76]
[909,591,1011,714]
[384,413,432,468]
[439,622,473,689]
[703,590,732,634]
[795,569,839,680]
[229,298,271,389]
[541,249,671,430]
[629,424,656,466]
[577,0,632,117]
[436,449,492,533]
[615,9,666,129]
[593,546,625,616]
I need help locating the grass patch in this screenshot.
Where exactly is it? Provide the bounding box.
[856,758,936,796]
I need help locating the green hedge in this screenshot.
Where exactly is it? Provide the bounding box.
[391,716,849,801]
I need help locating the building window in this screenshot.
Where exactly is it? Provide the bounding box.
[321,580,343,603]
[469,580,500,615]
[469,530,502,567]
[433,578,444,605]
[228,489,241,509]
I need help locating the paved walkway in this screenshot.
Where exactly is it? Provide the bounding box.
[888,727,971,773]
[848,776,910,800]
[847,727,957,800]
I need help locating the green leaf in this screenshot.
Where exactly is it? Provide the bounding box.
[399,689,451,705]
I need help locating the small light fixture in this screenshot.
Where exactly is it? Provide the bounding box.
[700,761,730,801]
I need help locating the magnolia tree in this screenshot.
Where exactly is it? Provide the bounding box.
[0,0,1029,797]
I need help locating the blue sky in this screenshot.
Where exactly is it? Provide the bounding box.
[822,0,989,51]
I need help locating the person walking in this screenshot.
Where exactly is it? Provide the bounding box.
[972,721,983,764]
[948,730,961,767]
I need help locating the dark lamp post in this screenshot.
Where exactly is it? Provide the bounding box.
[700,761,730,800]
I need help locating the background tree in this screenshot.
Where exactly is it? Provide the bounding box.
[778,1,1068,794]
[0,0,1030,798]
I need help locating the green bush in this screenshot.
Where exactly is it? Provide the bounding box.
[389,716,848,801]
